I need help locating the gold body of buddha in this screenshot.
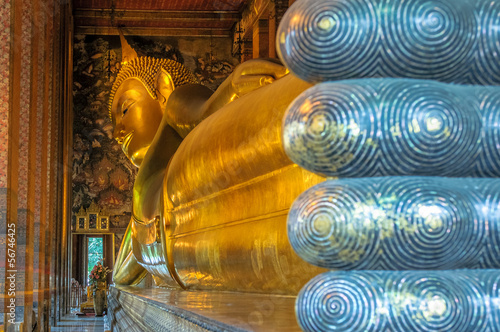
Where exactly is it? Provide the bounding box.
[111,34,325,294]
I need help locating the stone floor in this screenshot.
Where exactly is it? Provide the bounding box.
[108,286,301,332]
[50,313,110,332]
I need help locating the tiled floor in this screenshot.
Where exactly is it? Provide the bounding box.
[50,314,109,332]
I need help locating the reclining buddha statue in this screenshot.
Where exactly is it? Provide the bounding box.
[110,33,326,293]
[112,2,500,330]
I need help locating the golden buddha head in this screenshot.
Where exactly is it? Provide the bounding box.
[109,34,197,167]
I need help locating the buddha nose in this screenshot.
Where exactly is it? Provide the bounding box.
[113,124,126,144]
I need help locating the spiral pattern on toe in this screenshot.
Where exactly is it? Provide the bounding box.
[296,271,385,331]
[478,89,500,176]
[486,271,500,326]
[287,180,379,269]
[380,81,480,175]
[276,0,500,85]
[385,271,486,331]
[282,79,499,178]
[380,0,475,80]
[475,0,500,84]
[296,270,499,332]
[380,178,481,270]
[475,179,500,268]
[276,0,378,82]
[282,81,379,176]
[287,177,498,270]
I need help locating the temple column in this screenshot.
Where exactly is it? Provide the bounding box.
[1,0,67,330]
[268,4,276,58]
[253,19,269,59]
[241,39,253,63]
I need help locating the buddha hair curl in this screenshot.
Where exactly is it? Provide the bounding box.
[108,57,198,118]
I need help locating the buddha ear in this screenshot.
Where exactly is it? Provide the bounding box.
[156,69,175,108]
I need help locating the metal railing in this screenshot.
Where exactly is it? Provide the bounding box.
[70,283,87,310]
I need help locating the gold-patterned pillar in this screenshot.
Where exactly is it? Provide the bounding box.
[48,2,62,324]
[5,0,34,329]
[23,0,46,328]
[60,0,74,320]
[241,39,253,63]
[45,1,61,325]
[37,0,54,328]
[53,11,65,318]
[268,3,276,58]
[253,19,269,59]
[2,0,65,330]
[42,1,59,327]
[1,0,14,329]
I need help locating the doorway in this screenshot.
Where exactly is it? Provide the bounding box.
[87,236,104,283]
[72,233,115,286]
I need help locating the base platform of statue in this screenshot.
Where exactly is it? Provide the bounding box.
[108,285,300,332]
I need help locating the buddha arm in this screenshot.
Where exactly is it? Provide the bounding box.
[114,122,182,285]
[132,117,183,222]
[199,59,288,117]
[112,221,147,285]
[164,59,288,138]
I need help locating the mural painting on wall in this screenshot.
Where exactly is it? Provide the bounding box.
[72,34,238,248]
[127,35,237,90]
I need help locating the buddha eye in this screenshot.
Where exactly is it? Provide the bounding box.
[121,99,136,116]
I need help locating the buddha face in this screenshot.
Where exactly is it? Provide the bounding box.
[111,78,164,167]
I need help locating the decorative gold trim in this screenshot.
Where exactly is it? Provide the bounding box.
[73,202,110,233]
